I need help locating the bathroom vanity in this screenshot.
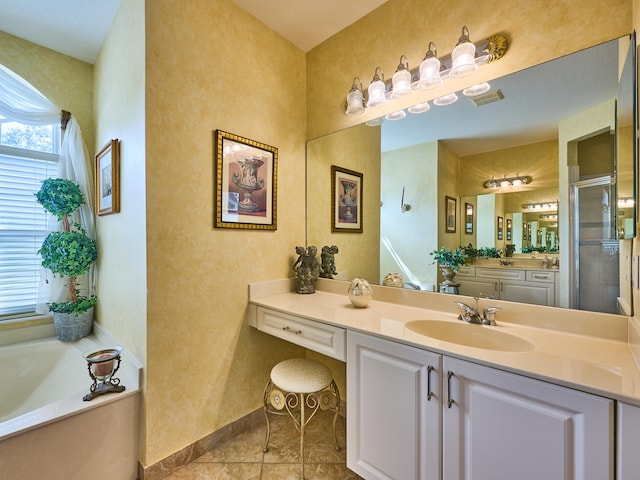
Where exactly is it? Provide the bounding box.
[455,265,557,306]
[247,278,640,480]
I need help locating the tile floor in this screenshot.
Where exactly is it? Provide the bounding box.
[164,409,362,479]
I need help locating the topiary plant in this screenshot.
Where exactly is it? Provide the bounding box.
[35,178,97,315]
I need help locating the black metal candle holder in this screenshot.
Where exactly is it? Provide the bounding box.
[82,346,126,401]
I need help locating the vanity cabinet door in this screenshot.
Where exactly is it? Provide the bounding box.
[347,331,441,480]
[456,276,498,299]
[499,279,555,306]
[442,356,613,480]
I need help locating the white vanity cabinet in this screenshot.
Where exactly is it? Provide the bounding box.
[456,266,556,306]
[347,331,614,480]
[347,331,442,480]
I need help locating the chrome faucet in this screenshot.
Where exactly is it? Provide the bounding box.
[454,301,500,325]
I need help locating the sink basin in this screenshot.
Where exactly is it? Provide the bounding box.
[405,320,535,352]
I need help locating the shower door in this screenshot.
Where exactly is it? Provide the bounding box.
[571,177,619,313]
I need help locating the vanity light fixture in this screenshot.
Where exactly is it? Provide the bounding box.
[417,42,442,89]
[345,27,508,116]
[483,174,532,189]
[366,67,388,108]
[345,77,365,115]
[433,92,458,106]
[365,117,384,127]
[539,214,558,220]
[463,82,491,96]
[385,109,406,121]
[408,101,431,114]
[391,55,413,98]
[618,197,635,207]
[522,201,558,211]
[450,26,478,78]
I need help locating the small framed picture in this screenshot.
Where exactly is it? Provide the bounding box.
[95,139,120,216]
[506,218,512,241]
[465,202,474,234]
[445,196,457,233]
[497,216,504,240]
[331,165,363,232]
[214,130,277,230]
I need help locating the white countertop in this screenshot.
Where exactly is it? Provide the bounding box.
[249,279,640,406]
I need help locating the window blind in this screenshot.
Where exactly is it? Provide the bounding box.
[0,151,56,316]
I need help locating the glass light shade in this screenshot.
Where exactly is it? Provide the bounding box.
[417,56,442,89]
[451,41,477,78]
[511,178,523,186]
[367,79,388,108]
[385,110,406,121]
[462,82,490,96]
[500,179,511,188]
[391,68,412,98]
[433,92,458,106]
[408,101,430,114]
[365,117,384,127]
[346,88,365,115]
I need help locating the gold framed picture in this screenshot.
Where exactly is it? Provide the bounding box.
[95,139,120,216]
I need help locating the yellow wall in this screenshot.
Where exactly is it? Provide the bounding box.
[306,124,381,283]
[0,32,94,159]
[142,0,307,466]
[306,0,631,140]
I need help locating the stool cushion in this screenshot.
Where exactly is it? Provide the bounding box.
[271,358,333,393]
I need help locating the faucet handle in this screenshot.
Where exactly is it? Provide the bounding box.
[482,307,501,325]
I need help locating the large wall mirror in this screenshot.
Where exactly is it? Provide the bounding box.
[306,34,637,316]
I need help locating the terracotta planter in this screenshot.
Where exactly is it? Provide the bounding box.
[53,307,94,341]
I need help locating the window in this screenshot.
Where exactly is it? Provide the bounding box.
[0,116,59,317]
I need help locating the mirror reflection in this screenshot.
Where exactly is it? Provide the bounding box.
[307,35,636,315]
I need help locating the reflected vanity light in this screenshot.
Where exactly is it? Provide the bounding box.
[408,101,431,114]
[344,27,508,116]
[365,117,384,127]
[483,174,532,189]
[433,92,458,106]
[386,110,407,121]
[522,201,558,211]
[463,82,491,96]
[618,197,635,207]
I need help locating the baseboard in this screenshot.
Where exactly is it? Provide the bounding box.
[138,408,264,480]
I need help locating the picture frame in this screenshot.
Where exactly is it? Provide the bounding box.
[214,130,277,230]
[95,139,120,216]
[497,216,504,240]
[506,218,512,241]
[465,202,474,234]
[331,165,363,232]
[445,196,457,233]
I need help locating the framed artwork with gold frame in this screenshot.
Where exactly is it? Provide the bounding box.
[95,139,120,216]
[331,165,363,233]
[214,130,277,230]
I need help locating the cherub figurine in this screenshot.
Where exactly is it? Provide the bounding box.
[293,246,320,294]
[320,245,339,279]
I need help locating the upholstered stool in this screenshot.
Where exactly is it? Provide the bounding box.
[262,358,340,459]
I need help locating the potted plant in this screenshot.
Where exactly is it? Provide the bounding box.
[35,178,97,341]
[430,246,467,284]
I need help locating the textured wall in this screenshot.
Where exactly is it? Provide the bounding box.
[143,0,307,466]
[306,0,631,140]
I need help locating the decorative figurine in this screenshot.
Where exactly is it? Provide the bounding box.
[383,273,404,288]
[320,245,339,279]
[293,246,320,294]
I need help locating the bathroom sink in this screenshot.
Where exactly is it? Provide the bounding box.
[405,320,535,352]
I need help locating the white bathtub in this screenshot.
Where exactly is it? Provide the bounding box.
[0,324,141,480]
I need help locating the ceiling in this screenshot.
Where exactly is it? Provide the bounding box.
[0,0,387,63]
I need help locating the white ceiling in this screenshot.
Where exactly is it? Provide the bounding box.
[0,0,386,63]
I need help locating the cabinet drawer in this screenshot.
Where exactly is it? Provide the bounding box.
[526,271,555,283]
[456,266,475,277]
[256,307,346,361]
[476,268,525,281]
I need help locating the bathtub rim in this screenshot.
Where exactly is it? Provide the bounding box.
[0,323,142,442]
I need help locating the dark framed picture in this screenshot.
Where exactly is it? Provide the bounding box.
[465,202,474,234]
[497,216,504,240]
[331,165,362,232]
[445,196,456,233]
[95,139,120,216]
[506,218,512,241]
[523,223,528,240]
[214,130,277,230]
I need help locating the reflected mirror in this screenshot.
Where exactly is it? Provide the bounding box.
[306,35,636,315]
